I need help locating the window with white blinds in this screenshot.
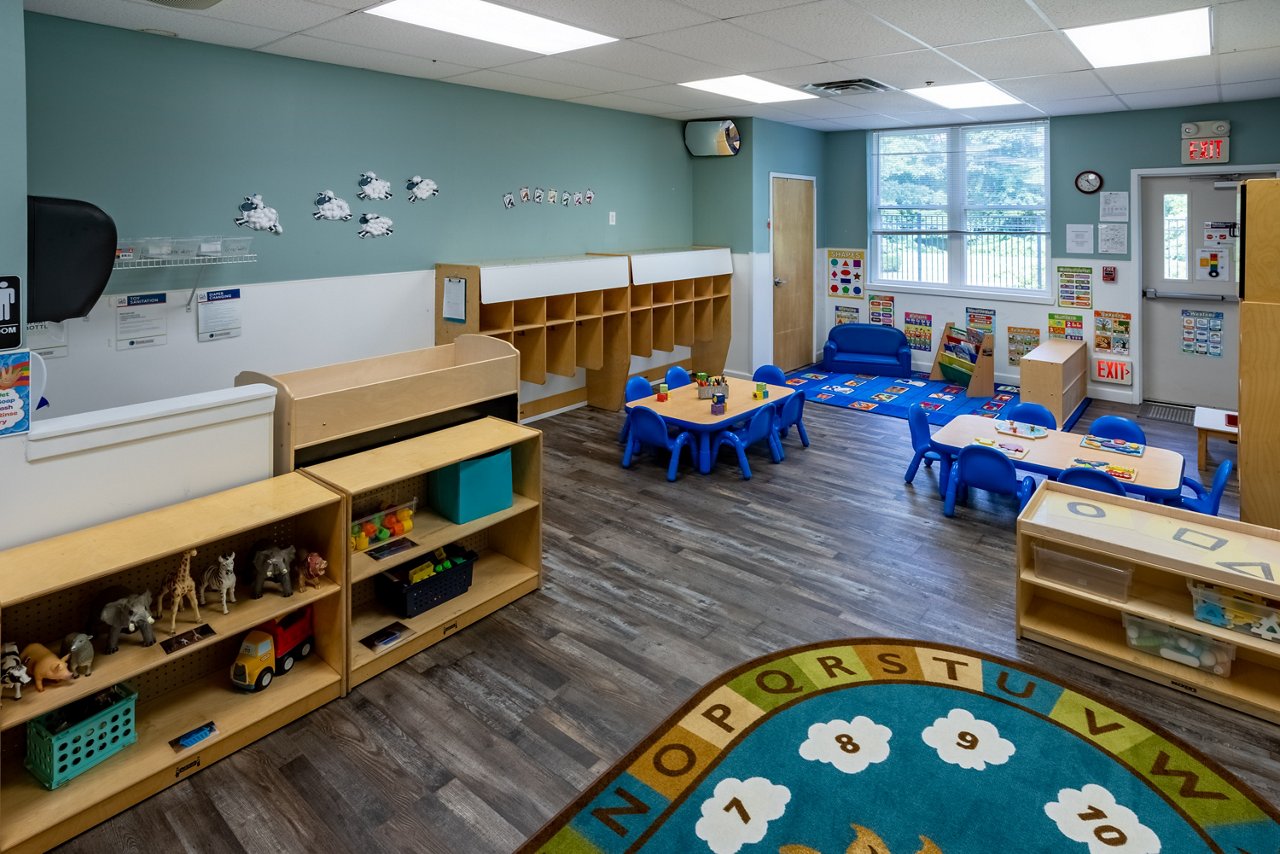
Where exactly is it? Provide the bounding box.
[871,121,1049,293]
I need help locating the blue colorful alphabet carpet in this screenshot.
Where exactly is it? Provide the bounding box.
[783,367,1025,426]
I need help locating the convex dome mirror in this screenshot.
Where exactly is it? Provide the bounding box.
[684,120,741,156]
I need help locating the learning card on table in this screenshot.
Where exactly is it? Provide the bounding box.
[1071,458,1137,481]
[1080,435,1145,457]
[973,436,1029,459]
[993,419,1048,439]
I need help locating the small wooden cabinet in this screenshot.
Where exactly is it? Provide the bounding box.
[1238,178,1280,528]
[1019,339,1086,427]
[1017,481,1280,724]
[0,474,347,853]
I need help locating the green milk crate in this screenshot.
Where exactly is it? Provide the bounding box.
[428,447,513,524]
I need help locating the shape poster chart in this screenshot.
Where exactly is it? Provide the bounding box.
[1182,309,1224,358]
[1008,326,1041,366]
[834,305,861,325]
[1094,310,1131,356]
[1057,266,1092,308]
[1049,313,1084,342]
[827,249,866,298]
[966,306,995,336]
[904,312,932,351]
[869,293,895,327]
[115,293,168,350]
[0,350,30,436]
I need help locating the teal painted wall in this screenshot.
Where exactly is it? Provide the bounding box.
[2,0,26,342]
[750,119,825,253]
[821,130,867,250]
[691,120,753,253]
[24,14,694,294]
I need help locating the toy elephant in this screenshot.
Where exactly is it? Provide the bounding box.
[60,633,95,677]
[250,544,295,599]
[95,589,157,654]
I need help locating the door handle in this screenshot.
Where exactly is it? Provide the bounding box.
[774,277,785,286]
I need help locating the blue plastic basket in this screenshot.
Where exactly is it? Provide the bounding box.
[428,448,513,524]
[26,683,138,789]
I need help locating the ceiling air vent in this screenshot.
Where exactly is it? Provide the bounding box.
[803,78,893,96]
[141,0,224,9]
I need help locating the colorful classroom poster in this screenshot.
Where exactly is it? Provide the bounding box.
[826,249,866,298]
[965,306,995,336]
[1196,248,1231,282]
[834,305,861,325]
[1057,266,1093,308]
[1048,313,1084,341]
[1182,309,1224,357]
[938,326,985,385]
[904,312,932,351]
[0,350,31,437]
[1094,310,1131,356]
[1008,326,1041,366]
[869,293,895,327]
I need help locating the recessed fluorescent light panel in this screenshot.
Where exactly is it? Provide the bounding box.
[366,0,616,55]
[1064,7,1211,69]
[904,82,1020,109]
[680,75,817,104]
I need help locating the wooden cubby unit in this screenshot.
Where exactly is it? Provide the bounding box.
[546,321,577,377]
[301,417,542,689]
[1017,481,1280,724]
[603,287,629,315]
[0,474,347,853]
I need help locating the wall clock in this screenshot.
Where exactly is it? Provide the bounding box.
[1075,170,1103,194]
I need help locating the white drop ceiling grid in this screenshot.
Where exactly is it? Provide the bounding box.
[23,0,1280,129]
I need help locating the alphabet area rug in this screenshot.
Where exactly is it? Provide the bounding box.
[783,368,1031,427]
[520,639,1280,854]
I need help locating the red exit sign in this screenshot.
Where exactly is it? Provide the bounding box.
[1183,137,1229,164]
[1093,358,1132,386]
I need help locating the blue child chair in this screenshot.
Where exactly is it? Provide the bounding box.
[617,375,655,444]
[711,407,782,479]
[1057,466,1128,496]
[1088,415,1147,445]
[665,365,692,389]
[944,444,1037,517]
[774,391,810,459]
[1006,402,1057,430]
[905,403,945,488]
[1170,459,1233,516]
[621,406,694,482]
[752,364,787,386]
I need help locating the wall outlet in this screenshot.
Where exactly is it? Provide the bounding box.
[609,211,616,225]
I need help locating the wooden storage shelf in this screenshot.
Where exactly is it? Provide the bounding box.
[479,301,514,334]
[1017,481,1280,724]
[652,304,675,352]
[675,280,694,303]
[653,281,674,306]
[546,321,577,377]
[514,327,548,384]
[674,302,695,347]
[576,290,603,319]
[301,417,542,691]
[547,294,575,324]
[576,317,604,371]
[630,308,654,357]
[1019,339,1086,428]
[603,287,629,315]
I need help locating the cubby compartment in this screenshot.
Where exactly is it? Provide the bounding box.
[513,326,547,383]
[514,298,546,330]
[576,290,603,319]
[695,276,714,299]
[652,281,674,306]
[652,304,675,352]
[1033,544,1132,602]
[546,321,577,377]
[712,274,731,297]
[479,301,514,334]
[630,308,653,357]
[630,283,652,309]
[1123,614,1236,677]
[547,294,575,324]
[575,316,604,370]
[674,302,695,346]
[603,287,629,315]
[675,279,694,303]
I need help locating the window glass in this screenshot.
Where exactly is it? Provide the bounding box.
[1163,193,1188,280]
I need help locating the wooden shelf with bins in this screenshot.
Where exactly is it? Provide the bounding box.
[0,473,347,853]
[301,417,542,689]
[1016,481,1280,724]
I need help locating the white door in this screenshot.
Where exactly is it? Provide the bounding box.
[1140,175,1258,408]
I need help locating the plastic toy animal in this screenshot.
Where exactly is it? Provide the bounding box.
[250,544,295,599]
[1,642,31,700]
[96,589,157,653]
[155,548,202,634]
[199,553,238,614]
[20,643,74,692]
[60,633,94,678]
[294,549,328,592]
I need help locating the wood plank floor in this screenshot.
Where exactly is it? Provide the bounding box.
[57,397,1276,852]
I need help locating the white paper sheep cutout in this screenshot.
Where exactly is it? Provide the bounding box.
[406,176,439,202]
[234,194,283,234]
[357,171,393,201]
[357,213,393,238]
[313,190,353,222]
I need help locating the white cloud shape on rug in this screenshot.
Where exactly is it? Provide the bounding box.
[799,716,892,775]
[695,776,790,854]
[921,708,1016,770]
[1044,784,1161,854]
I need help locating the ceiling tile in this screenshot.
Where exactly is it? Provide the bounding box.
[1032,0,1210,29]
[25,0,291,48]
[634,20,823,72]
[756,62,859,86]
[558,40,735,85]
[835,50,978,90]
[731,0,919,61]
[1220,78,1280,101]
[768,96,875,118]
[1215,0,1280,53]
[199,0,348,32]
[498,0,713,38]
[732,103,813,121]
[960,103,1048,121]
[675,0,813,17]
[942,33,1089,80]
[1095,55,1218,94]
[1219,47,1280,84]
[852,0,1051,47]
[495,56,663,92]
[995,70,1110,102]
[1037,94,1128,116]
[305,11,538,67]
[791,119,850,131]
[627,83,750,109]
[309,0,380,9]
[828,90,936,113]
[262,34,475,79]
[826,114,910,130]
[874,108,973,125]
[568,91,696,113]
[1119,86,1221,109]
[442,69,599,100]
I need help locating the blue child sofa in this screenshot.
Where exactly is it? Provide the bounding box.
[821,323,913,375]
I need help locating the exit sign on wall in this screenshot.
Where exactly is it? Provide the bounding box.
[1093,357,1132,385]
[1182,137,1229,164]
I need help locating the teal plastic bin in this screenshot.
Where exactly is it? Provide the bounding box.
[26,683,137,789]
[428,448,513,523]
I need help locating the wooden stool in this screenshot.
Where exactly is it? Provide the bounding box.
[1193,406,1238,471]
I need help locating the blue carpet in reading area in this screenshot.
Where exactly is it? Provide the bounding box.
[783,365,1089,428]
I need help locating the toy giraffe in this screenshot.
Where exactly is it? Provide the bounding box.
[156,548,201,634]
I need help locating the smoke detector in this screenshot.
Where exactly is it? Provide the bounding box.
[141,0,224,9]
[802,78,894,96]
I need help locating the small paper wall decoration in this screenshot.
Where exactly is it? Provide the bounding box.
[313,190,353,222]
[234,193,283,234]
[406,176,439,202]
[357,213,393,238]
[357,171,393,200]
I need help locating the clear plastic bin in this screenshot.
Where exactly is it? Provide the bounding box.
[171,238,200,259]
[140,236,172,257]
[221,235,253,257]
[1123,613,1236,676]
[196,235,224,257]
[114,239,139,262]
[1034,545,1132,602]
[1189,580,1280,644]
[349,499,416,552]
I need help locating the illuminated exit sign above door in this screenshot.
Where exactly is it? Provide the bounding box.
[1183,137,1230,164]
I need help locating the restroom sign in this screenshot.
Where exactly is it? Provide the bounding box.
[0,276,20,351]
[1093,357,1132,386]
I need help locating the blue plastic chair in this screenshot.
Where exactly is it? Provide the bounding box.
[1088,415,1147,445]
[944,445,1036,518]
[617,375,655,444]
[1057,466,1128,496]
[752,364,787,386]
[905,403,945,488]
[665,365,692,390]
[1170,459,1233,516]
[774,391,809,459]
[621,406,694,482]
[1006,402,1057,430]
[711,407,782,479]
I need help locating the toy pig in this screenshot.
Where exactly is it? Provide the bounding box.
[20,643,74,692]
[1,642,31,700]
[60,633,95,678]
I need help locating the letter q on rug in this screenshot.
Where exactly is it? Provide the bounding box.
[519,639,1280,854]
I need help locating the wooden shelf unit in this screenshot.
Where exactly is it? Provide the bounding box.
[1016,480,1280,724]
[1239,178,1280,528]
[0,474,348,853]
[1018,338,1085,427]
[301,417,542,689]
